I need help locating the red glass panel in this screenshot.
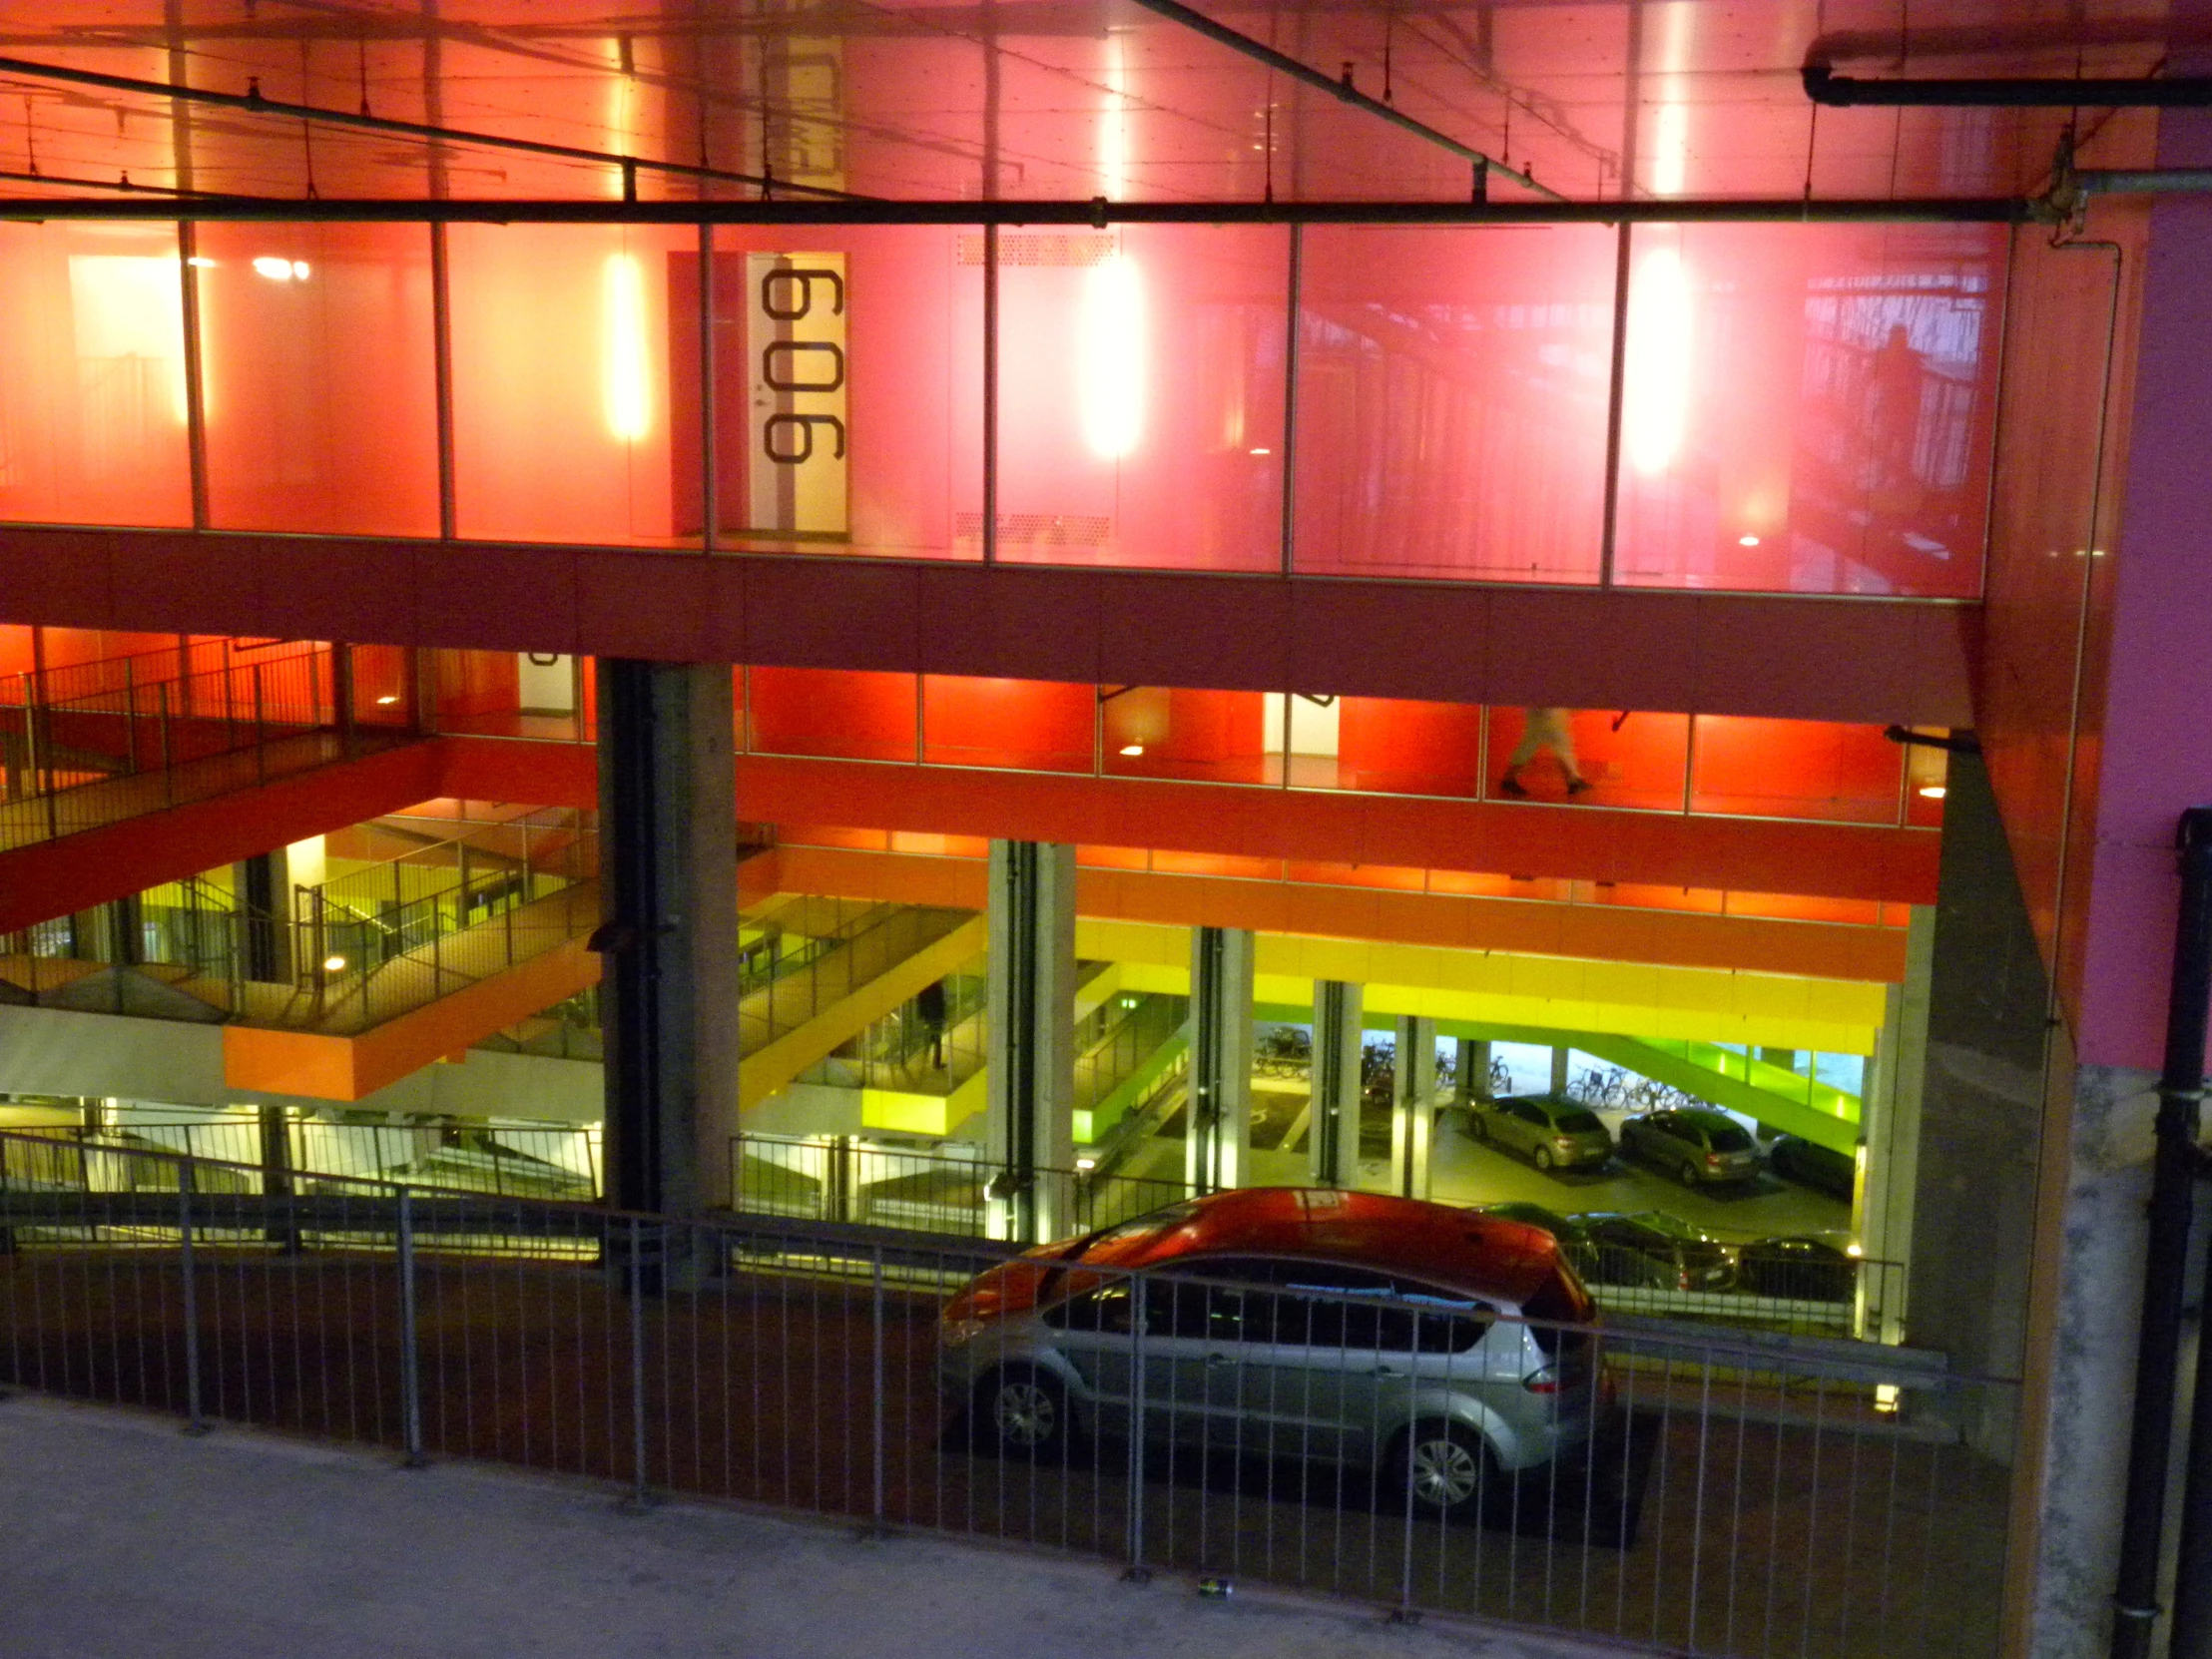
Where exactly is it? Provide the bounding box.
[921,676,1093,772]
[1689,717,1904,824]
[448,224,695,546]
[748,668,917,762]
[1100,687,1270,785]
[993,225,1287,571]
[1294,226,1616,582]
[1613,223,2002,596]
[1482,707,1691,810]
[198,223,438,535]
[1333,697,1485,797]
[0,222,192,528]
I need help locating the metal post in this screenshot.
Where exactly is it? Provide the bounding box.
[981,221,998,565]
[1598,219,1632,588]
[332,643,356,758]
[1123,1272,1149,1580]
[396,1187,426,1466]
[123,656,138,775]
[628,1216,650,1508]
[430,221,457,541]
[871,1243,886,1526]
[698,219,718,551]
[178,1156,207,1435]
[179,221,211,530]
[1278,222,1302,576]
[157,680,174,806]
[253,663,267,784]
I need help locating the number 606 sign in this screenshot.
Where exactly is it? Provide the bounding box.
[747,251,848,538]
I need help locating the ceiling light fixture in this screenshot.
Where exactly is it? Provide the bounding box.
[1918,785,1947,800]
[322,954,348,973]
[1119,744,1144,757]
[374,695,399,706]
[1738,534,1761,547]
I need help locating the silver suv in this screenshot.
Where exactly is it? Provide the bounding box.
[1468,1094,1615,1172]
[938,1188,1605,1517]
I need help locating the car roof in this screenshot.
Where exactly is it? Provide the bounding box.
[1670,1107,1739,1126]
[1086,1187,1568,1306]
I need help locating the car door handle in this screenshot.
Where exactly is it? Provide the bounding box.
[1205,1353,1235,1369]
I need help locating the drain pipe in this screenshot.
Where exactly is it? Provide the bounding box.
[2171,830,2212,1659]
[2112,809,2212,1659]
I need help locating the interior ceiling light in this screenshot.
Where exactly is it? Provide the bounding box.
[1738,534,1761,546]
[1249,447,1272,456]
[186,255,216,269]
[322,953,348,972]
[1118,744,1145,757]
[1919,785,1947,800]
[252,256,310,280]
[374,694,399,705]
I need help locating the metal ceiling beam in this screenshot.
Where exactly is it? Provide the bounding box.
[1121,0,1563,202]
[0,52,859,202]
[1805,64,2212,107]
[0,194,2028,225]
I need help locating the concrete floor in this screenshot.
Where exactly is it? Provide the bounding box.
[0,1394,1625,1659]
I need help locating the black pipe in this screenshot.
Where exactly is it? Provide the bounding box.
[1806,65,2212,108]
[2172,855,2212,1659]
[2112,808,2212,1659]
[0,194,2030,227]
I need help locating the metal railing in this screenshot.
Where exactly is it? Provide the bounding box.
[0,642,416,851]
[0,1128,2013,1659]
[735,900,974,1059]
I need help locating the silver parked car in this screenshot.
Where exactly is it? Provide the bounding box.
[938,1188,1606,1517]
[1467,1094,1615,1172]
[1619,1107,1761,1188]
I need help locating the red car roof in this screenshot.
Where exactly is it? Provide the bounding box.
[1083,1187,1573,1310]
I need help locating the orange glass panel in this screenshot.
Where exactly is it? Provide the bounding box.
[779,825,894,851]
[1294,225,1615,582]
[1074,843,1151,870]
[1482,707,1690,810]
[1333,697,1484,797]
[922,676,1093,772]
[1284,859,1428,892]
[0,222,192,527]
[1689,717,1903,824]
[198,223,438,535]
[888,831,990,857]
[748,668,917,762]
[1613,223,2001,596]
[1149,849,1282,880]
[448,224,694,546]
[1101,687,1271,785]
[1725,890,1891,925]
[994,224,1287,572]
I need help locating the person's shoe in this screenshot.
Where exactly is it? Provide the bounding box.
[1566,777,1593,796]
[1498,775,1528,798]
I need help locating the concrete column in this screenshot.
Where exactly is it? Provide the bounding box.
[1186,925,1255,1196]
[984,840,1077,1243]
[1390,1015,1437,1200]
[259,1102,299,1251]
[1549,1044,1570,1095]
[235,848,289,983]
[593,660,740,1244]
[1454,1036,1492,1108]
[1857,905,1933,1344]
[1311,979,1364,1189]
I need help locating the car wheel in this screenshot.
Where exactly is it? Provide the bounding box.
[978,1366,1069,1457]
[1469,1112,1489,1143]
[1678,1157,1702,1188]
[1396,1420,1495,1520]
[1533,1147,1555,1172]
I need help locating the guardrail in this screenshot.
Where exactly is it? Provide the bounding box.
[0,1128,2011,1659]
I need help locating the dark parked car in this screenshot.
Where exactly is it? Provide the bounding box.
[1766,1135,1858,1203]
[1619,1108,1760,1188]
[1467,1094,1614,1172]
[1736,1235,1858,1303]
[1476,1207,1736,1294]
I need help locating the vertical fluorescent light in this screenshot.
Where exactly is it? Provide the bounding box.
[1080,251,1145,459]
[1100,32,1130,198]
[1647,3,1694,197]
[602,251,651,441]
[1624,246,1691,476]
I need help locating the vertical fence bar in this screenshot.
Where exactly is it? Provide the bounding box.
[178,1155,206,1434]
[397,1186,426,1465]
[871,1242,886,1527]
[1124,1271,1149,1579]
[629,1216,650,1507]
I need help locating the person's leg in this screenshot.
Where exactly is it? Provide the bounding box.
[1553,721,1590,793]
[1499,719,1546,795]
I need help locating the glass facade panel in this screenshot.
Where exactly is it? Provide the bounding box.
[921,676,1093,772]
[1613,222,2002,596]
[1481,707,1691,810]
[1330,696,1484,797]
[1688,716,1904,824]
[0,222,193,527]
[1293,225,1616,582]
[448,223,696,546]
[199,223,439,535]
[994,224,1287,571]
[698,226,977,561]
[1100,687,1270,784]
[748,667,918,762]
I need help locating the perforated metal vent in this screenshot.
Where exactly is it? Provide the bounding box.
[953,512,1114,548]
[955,232,1117,268]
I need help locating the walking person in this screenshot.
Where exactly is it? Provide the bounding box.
[915,978,948,1069]
[1499,707,1591,797]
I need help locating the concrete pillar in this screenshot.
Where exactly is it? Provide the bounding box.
[1186,925,1255,1196]
[235,848,289,983]
[1858,905,1933,1344]
[1311,979,1364,1189]
[259,1102,300,1251]
[1454,1036,1492,1108]
[984,840,1077,1243]
[1549,1044,1571,1095]
[593,660,740,1244]
[1390,1015,1436,1200]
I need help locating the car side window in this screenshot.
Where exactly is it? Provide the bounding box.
[1148,1259,1277,1345]
[1514,1101,1545,1125]
[1042,1276,1136,1336]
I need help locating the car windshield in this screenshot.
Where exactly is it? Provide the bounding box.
[1555,1110,1604,1134]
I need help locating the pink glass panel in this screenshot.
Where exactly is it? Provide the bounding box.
[1689,717,1904,824]
[1293,226,1616,582]
[1100,687,1270,784]
[1482,707,1690,809]
[1613,223,2003,595]
[922,676,1093,772]
[694,226,977,560]
[993,225,1287,571]
[748,668,918,762]
[0,222,192,527]
[198,223,438,535]
[448,224,694,546]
